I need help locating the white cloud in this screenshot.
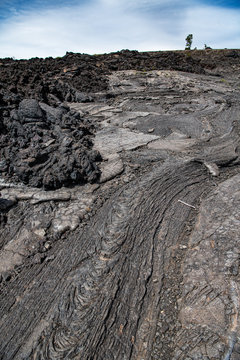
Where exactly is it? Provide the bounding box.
[0,0,239,59]
[184,5,240,49]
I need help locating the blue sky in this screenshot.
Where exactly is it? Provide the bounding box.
[0,0,239,59]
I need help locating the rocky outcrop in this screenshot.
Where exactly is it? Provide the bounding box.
[1,98,100,189]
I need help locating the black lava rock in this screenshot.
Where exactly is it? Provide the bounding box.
[0,99,101,190]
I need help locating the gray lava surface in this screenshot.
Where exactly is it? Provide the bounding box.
[0,50,240,360]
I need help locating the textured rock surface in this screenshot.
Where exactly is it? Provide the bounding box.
[0,50,240,359]
[174,174,240,359]
[0,99,101,189]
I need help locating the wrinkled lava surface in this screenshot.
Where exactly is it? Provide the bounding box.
[0,49,240,360]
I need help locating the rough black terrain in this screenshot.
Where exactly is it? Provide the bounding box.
[1,98,100,189]
[0,49,240,360]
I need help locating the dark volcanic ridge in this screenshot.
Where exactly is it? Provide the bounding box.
[1,48,240,190]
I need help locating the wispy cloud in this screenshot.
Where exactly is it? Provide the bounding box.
[0,0,239,59]
[184,5,240,48]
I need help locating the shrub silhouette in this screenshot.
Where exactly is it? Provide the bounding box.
[185,34,193,50]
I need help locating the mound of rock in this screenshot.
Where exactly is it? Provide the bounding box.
[0,99,101,189]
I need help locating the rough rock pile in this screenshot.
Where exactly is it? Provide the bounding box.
[0,99,101,189]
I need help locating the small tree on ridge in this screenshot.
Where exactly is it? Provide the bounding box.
[185,34,193,50]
